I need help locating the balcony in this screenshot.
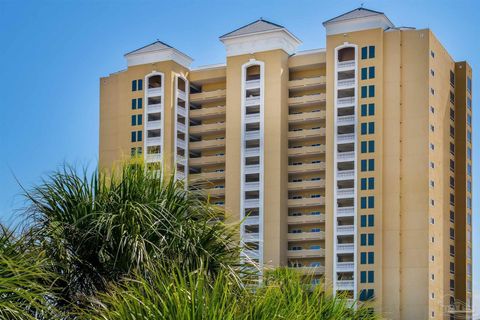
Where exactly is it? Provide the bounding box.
[337,188,354,199]
[287,248,325,258]
[288,179,325,191]
[147,103,162,113]
[190,89,226,104]
[177,89,187,101]
[245,130,260,140]
[243,215,260,226]
[336,280,355,291]
[176,155,187,166]
[245,113,261,123]
[177,122,186,133]
[288,231,325,241]
[288,162,325,174]
[176,138,186,149]
[336,262,355,272]
[288,145,325,157]
[243,232,259,242]
[337,60,355,71]
[337,170,354,180]
[245,164,260,174]
[337,225,354,235]
[189,139,225,151]
[177,105,187,117]
[337,115,355,126]
[337,97,355,108]
[337,133,355,144]
[146,120,161,130]
[288,214,325,225]
[205,187,225,197]
[244,198,260,209]
[288,197,325,208]
[146,137,162,147]
[244,181,260,192]
[189,155,225,167]
[288,128,326,140]
[245,95,261,107]
[337,151,355,162]
[289,93,326,107]
[336,207,354,217]
[189,122,226,135]
[337,78,355,89]
[244,147,260,157]
[288,76,326,91]
[189,171,224,183]
[336,243,354,254]
[189,106,226,120]
[147,87,162,97]
[241,249,259,260]
[145,153,161,163]
[292,266,325,276]
[288,110,326,123]
[245,79,261,90]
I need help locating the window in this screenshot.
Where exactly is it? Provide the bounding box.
[369,159,375,171]
[450,245,455,256]
[361,67,375,80]
[361,47,368,59]
[360,271,367,283]
[361,68,367,80]
[360,122,375,135]
[430,106,435,114]
[431,50,435,58]
[361,104,375,116]
[131,131,137,142]
[369,85,375,97]
[450,125,454,137]
[467,130,472,143]
[430,143,434,150]
[467,97,472,110]
[450,159,455,171]
[450,262,455,274]
[368,214,374,226]
[361,85,375,98]
[368,252,374,264]
[359,289,375,301]
[368,233,374,245]
[132,80,137,91]
[450,279,455,290]
[137,98,143,109]
[467,164,472,176]
[131,115,137,126]
[360,252,374,264]
[467,77,472,93]
[361,86,367,98]
[450,70,455,86]
[138,79,143,91]
[467,147,472,160]
[131,147,136,156]
[131,99,137,110]
[360,196,374,209]
[431,88,435,95]
[467,114,472,126]
[450,142,455,155]
[450,108,455,120]
[431,69,435,76]
[369,46,375,58]
[368,140,375,152]
[450,91,455,104]
[450,177,455,188]
[368,196,374,208]
[467,180,472,193]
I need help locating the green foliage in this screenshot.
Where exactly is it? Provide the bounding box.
[86,266,378,320]
[0,162,381,319]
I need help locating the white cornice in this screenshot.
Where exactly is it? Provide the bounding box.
[125,48,193,68]
[220,29,302,57]
[325,15,394,35]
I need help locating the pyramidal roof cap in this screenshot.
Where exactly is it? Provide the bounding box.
[124,40,193,68]
[220,18,287,39]
[323,7,394,35]
[124,40,173,56]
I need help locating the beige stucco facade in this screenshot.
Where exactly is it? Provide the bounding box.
[99,8,473,320]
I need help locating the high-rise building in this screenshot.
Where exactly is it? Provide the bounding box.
[99,8,473,319]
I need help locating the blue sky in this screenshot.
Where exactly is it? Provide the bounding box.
[0,0,478,315]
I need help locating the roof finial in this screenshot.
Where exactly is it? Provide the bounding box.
[360,2,364,7]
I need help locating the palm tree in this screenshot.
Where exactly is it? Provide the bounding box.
[24,163,241,306]
[85,266,379,320]
[0,225,61,320]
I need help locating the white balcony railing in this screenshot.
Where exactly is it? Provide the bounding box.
[245,79,261,90]
[245,130,260,141]
[337,97,355,107]
[337,207,354,217]
[337,170,354,180]
[244,198,260,209]
[245,95,261,106]
[337,60,355,69]
[337,188,354,198]
[336,262,355,272]
[243,232,260,242]
[336,280,355,290]
[337,115,355,125]
[146,120,161,130]
[245,113,260,123]
[244,147,260,157]
[177,89,187,101]
[177,105,187,117]
[337,151,355,162]
[337,225,355,235]
[336,243,354,253]
[337,133,355,143]
[177,122,186,133]
[243,216,260,226]
[244,181,260,191]
[245,164,260,174]
[337,78,355,88]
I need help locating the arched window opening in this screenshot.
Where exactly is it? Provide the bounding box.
[177,77,186,92]
[338,47,355,62]
[245,65,261,81]
[148,75,162,88]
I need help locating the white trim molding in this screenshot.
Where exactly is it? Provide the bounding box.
[332,43,358,300]
[174,74,189,186]
[240,59,265,273]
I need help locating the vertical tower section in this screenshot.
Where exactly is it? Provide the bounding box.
[333,44,357,298]
[144,72,165,167]
[240,60,265,266]
[174,75,189,183]
[221,19,300,269]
